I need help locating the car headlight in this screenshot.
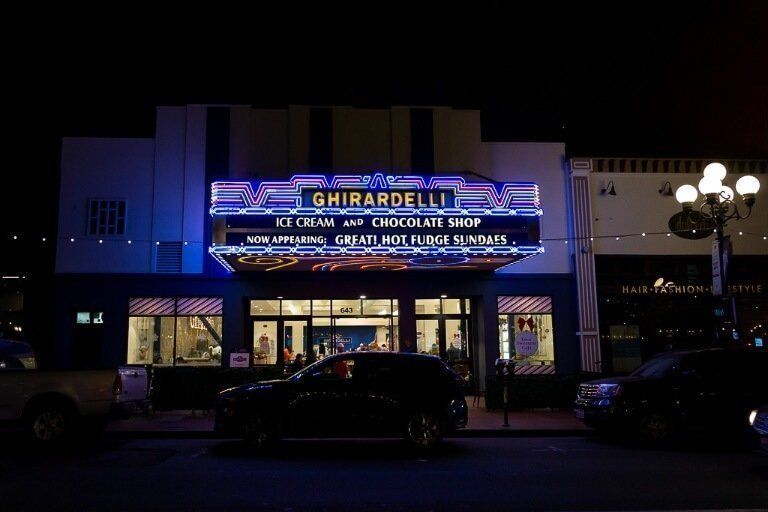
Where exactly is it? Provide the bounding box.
[749,409,758,426]
[598,384,622,397]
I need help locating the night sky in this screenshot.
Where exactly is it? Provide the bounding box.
[2,1,766,270]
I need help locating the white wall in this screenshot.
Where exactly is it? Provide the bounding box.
[57,138,155,273]
[57,106,208,274]
[590,172,768,255]
[473,142,570,274]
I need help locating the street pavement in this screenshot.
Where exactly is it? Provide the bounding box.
[0,436,766,511]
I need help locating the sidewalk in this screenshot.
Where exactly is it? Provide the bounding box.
[106,398,592,438]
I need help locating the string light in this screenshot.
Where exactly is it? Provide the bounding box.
[6,230,768,249]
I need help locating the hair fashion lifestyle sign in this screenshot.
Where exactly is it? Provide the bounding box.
[209,173,543,272]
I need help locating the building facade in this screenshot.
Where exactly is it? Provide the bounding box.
[570,157,768,374]
[54,105,582,386]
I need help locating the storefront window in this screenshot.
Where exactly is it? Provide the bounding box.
[281,299,311,316]
[250,300,280,316]
[415,299,441,314]
[312,300,331,316]
[441,298,466,315]
[247,297,399,365]
[174,316,223,366]
[609,325,642,374]
[127,316,174,365]
[497,296,555,370]
[332,299,361,316]
[363,299,392,315]
[127,297,223,366]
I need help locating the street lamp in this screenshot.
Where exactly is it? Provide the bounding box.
[675,162,761,343]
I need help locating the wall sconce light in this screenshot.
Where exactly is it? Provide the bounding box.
[658,181,674,196]
[601,181,617,196]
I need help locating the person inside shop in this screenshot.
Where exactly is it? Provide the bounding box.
[380,343,388,352]
[368,339,380,351]
[292,353,304,371]
[447,342,461,361]
[208,343,222,363]
[284,345,294,361]
[356,343,367,352]
[331,358,349,379]
[429,342,439,356]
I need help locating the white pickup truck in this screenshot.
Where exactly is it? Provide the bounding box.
[0,339,150,443]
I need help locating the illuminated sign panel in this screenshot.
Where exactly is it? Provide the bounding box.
[209,174,543,271]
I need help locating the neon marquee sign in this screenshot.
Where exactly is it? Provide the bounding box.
[209,173,543,272]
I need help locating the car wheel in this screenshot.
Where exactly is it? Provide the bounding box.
[28,404,73,444]
[243,414,279,449]
[406,411,444,449]
[638,412,673,443]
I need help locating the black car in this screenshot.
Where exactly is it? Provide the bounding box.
[749,405,768,453]
[574,347,768,442]
[215,352,468,448]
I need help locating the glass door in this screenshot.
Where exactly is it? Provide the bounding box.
[416,317,441,356]
[252,320,278,365]
[333,316,394,353]
[283,318,309,368]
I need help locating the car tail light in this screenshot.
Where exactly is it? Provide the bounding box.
[113,373,123,396]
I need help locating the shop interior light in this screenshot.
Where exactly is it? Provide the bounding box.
[703,162,727,181]
[359,295,366,299]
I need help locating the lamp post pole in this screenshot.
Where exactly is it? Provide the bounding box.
[674,163,760,345]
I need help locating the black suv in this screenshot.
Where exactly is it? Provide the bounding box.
[215,352,468,448]
[574,347,768,441]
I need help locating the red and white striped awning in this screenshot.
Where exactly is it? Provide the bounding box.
[129,297,223,316]
[515,364,556,375]
[176,297,223,315]
[128,297,175,316]
[497,296,552,314]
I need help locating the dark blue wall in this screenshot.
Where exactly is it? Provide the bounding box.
[53,271,579,382]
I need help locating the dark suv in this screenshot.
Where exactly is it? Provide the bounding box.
[574,348,768,442]
[215,352,468,448]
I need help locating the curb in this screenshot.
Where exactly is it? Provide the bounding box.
[103,428,595,440]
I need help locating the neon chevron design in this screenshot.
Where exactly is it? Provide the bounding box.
[210,173,541,214]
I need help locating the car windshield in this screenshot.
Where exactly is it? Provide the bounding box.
[630,354,682,378]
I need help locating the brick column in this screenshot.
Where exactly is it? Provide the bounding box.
[569,158,602,373]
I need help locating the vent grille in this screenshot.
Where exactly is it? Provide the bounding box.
[155,242,182,273]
